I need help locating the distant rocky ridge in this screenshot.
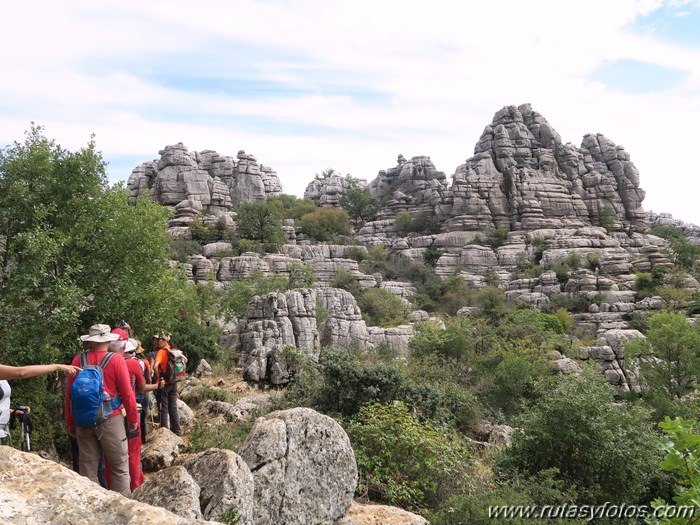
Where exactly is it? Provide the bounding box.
[127,143,283,209]
[127,103,700,394]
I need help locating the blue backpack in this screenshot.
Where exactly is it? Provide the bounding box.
[70,352,121,428]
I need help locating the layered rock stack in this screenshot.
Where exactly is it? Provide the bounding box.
[127,143,283,211]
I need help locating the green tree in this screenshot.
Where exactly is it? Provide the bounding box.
[648,417,700,525]
[626,313,700,400]
[498,367,660,504]
[299,207,350,241]
[358,288,409,327]
[0,126,191,448]
[266,194,317,220]
[339,184,379,225]
[235,200,285,250]
[286,261,316,289]
[219,269,289,320]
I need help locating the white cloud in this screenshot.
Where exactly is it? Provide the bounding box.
[2,0,700,223]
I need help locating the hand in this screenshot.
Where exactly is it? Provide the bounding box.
[158,378,165,389]
[14,405,30,415]
[68,425,77,438]
[127,423,139,439]
[58,364,81,376]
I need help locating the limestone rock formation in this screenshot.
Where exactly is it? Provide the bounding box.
[0,447,216,524]
[238,288,320,384]
[133,466,203,520]
[368,154,451,223]
[181,448,255,524]
[304,174,368,207]
[239,407,357,525]
[447,104,646,232]
[141,427,184,471]
[578,329,645,395]
[127,143,283,211]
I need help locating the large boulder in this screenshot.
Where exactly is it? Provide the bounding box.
[132,466,202,519]
[238,289,320,385]
[142,427,184,471]
[239,407,358,525]
[182,448,255,524]
[0,447,216,524]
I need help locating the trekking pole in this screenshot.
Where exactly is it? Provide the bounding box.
[21,413,31,452]
[149,392,155,427]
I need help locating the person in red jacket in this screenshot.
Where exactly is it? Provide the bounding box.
[104,335,163,491]
[65,324,138,497]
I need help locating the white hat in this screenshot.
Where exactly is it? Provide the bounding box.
[125,338,138,353]
[80,324,121,343]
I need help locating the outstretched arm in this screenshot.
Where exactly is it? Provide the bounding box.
[0,363,80,380]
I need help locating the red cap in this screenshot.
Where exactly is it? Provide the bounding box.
[111,327,129,340]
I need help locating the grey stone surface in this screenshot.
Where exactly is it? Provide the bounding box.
[240,407,357,525]
[133,466,202,519]
[0,447,215,524]
[182,448,255,524]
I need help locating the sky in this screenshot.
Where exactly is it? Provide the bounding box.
[2,0,700,224]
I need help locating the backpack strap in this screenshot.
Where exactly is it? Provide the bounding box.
[79,352,89,369]
[98,352,116,370]
[97,352,121,409]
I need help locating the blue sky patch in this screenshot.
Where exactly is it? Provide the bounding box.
[590,59,687,93]
[629,3,700,47]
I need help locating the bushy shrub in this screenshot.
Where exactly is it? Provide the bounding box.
[331,268,362,298]
[299,207,350,241]
[286,261,316,289]
[171,314,225,370]
[472,227,508,249]
[429,470,581,525]
[186,420,253,454]
[436,275,473,315]
[346,245,368,262]
[235,200,285,250]
[497,367,660,504]
[339,184,380,225]
[315,347,404,417]
[358,288,409,327]
[410,317,476,360]
[219,269,288,319]
[393,210,439,235]
[266,194,317,220]
[423,247,442,267]
[587,252,601,271]
[169,238,202,262]
[347,402,473,510]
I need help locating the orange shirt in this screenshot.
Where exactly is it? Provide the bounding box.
[153,344,172,383]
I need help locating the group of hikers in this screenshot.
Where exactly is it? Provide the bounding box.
[0,321,187,497]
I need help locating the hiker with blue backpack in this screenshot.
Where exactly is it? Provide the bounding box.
[64,324,139,497]
[153,331,186,436]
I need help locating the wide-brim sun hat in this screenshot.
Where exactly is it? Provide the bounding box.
[135,340,145,354]
[125,338,138,353]
[153,331,171,341]
[80,324,121,343]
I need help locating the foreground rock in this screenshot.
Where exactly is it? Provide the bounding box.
[0,447,217,524]
[133,466,203,519]
[182,449,255,524]
[142,427,184,471]
[337,502,429,525]
[239,407,358,525]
